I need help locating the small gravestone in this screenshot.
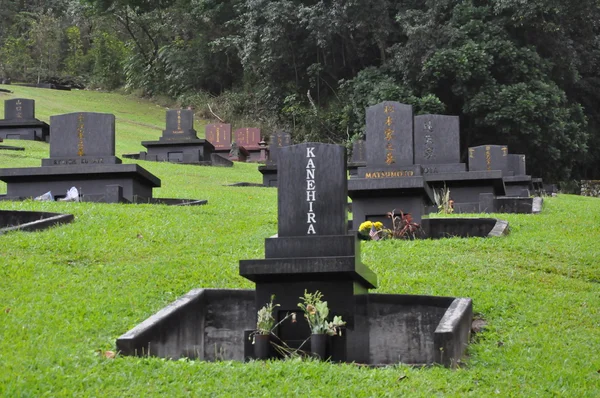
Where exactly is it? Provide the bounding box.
[507,154,526,176]
[135,110,230,166]
[504,153,531,197]
[0,112,162,203]
[348,139,366,177]
[468,145,509,174]
[0,98,49,141]
[205,123,232,150]
[258,131,292,187]
[159,109,197,141]
[267,131,292,165]
[42,113,120,166]
[413,114,465,173]
[234,128,261,149]
[5,98,35,120]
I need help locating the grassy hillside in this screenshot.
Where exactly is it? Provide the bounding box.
[1,86,599,397]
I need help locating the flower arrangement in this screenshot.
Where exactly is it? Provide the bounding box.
[297,290,345,336]
[250,295,280,345]
[358,220,387,240]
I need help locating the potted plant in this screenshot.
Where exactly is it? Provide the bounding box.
[297,290,346,360]
[251,295,279,359]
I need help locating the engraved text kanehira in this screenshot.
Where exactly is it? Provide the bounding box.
[306,147,316,234]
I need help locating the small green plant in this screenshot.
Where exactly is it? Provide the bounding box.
[297,290,346,336]
[255,295,278,336]
[433,184,454,214]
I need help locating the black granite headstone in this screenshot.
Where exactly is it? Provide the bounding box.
[4,99,35,120]
[350,139,366,164]
[365,102,414,167]
[159,109,197,141]
[277,143,347,237]
[508,154,526,176]
[267,131,292,165]
[205,124,232,150]
[468,145,509,174]
[414,115,460,165]
[42,113,120,166]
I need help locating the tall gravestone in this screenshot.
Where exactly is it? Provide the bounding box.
[258,131,292,186]
[348,102,433,227]
[0,98,49,141]
[241,143,376,363]
[0,112,161,202]
[135,110,231,166]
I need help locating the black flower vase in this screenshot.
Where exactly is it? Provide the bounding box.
[254,334,271,360]
[310,334,327,360]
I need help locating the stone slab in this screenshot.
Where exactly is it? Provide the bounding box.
[414,114,460,164]
[366,102,414,167]
[277,143,347,237]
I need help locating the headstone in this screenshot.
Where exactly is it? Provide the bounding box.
[413,115,460,164]
[267,131,292,165]
[468,145,509,174]
[365,102,414,167]
[41,112,121,166]
[234,128,261,149]
[4,99,35,120]
[507,154,526,176]
[277,143,347,237]
[159,109,197,141]
[205,123,232,150]
[350,139,366,164]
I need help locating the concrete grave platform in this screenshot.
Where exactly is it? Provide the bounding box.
[0,210,73,234]
[116,288,472,368]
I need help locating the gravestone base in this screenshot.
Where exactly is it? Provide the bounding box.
[258,165,278,187]
[228,145,250,162]
[424,171,506,214]
[348,161,366,177]
[244,148,263,162]
[348,176,435,228]
[503,175,532,197]
[0,210,74,234]
[0,144,25,151]
[212,149,232,160]
[137,139,233,167]
[0,164,160,203]
[421,163,466,174]
[116,288,472,368]
[0,121,50,142]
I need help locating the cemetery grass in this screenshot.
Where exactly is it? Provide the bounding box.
[0,89,599,396]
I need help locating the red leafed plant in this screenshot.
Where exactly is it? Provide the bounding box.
[387,209,423,240]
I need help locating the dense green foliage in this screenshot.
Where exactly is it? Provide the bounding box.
[0,88,599,396]
[1,0,600,180]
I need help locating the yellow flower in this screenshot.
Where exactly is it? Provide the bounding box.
[358,221,373,233]
[374,222,383,230]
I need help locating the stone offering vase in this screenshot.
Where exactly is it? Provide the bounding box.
[253,334,271,360]
[310,334,327,360]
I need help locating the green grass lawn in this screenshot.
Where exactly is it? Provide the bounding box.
[1,86,599,397]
